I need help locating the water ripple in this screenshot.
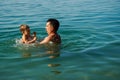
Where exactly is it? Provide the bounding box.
[0,0,120,80]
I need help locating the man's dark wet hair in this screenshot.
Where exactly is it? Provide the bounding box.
[47,18,60,32]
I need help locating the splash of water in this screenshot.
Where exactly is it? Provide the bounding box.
[14,38,37,50]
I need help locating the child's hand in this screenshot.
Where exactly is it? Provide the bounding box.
[33,32,36,36]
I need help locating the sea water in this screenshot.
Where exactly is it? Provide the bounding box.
[0,0,120,80]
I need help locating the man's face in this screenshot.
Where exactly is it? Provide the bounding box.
[46,22,54,34]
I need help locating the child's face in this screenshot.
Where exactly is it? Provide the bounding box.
[46,22,54,34]
[24,29,29,35]
[20,26,30,35]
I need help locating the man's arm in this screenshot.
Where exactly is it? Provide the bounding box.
[40,35,52,44]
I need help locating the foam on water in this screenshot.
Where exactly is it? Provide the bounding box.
[14,39,37,50]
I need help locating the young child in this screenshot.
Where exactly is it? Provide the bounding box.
[40,18,61,44]
[20,24,37,44]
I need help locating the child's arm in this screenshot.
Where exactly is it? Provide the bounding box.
[27,32,37,44]
[22,35,29,43]
[27,36,37,44]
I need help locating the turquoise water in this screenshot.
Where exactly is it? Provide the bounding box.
[0,0,120,80]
